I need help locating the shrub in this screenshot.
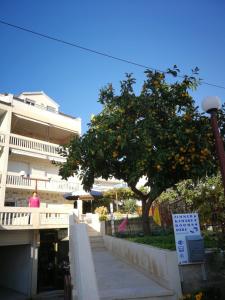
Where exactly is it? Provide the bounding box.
[95,206,108,215]
[99,215,108,221]
[95,206,108,221]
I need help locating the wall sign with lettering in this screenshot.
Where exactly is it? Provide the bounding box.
[172,213,201,264]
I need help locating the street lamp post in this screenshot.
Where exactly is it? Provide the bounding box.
[202,96,225,195]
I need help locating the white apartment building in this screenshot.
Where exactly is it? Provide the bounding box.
[0,91,83,297]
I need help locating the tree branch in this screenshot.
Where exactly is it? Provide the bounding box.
[130,185,148,201]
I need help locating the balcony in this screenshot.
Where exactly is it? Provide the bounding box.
[0,207,73,230]
[12,98,81,136]
[9,133,66,162]
[6,173,80,193]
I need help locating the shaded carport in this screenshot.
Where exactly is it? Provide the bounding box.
[0,286,27,300]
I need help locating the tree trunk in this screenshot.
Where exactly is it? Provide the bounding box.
[130,185,162,236]
[142,200,151,235]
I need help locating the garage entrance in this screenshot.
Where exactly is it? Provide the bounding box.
[37,229,69,292]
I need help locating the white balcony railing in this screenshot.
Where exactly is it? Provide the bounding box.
[0,207,70,230]
[9,133,65,159]
[0,133,5,144]
[6,174,80,193]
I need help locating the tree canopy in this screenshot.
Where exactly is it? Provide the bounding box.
[158,174,225,230]
[59,67,223,233]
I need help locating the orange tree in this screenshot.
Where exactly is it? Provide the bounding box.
[59,67,220,234]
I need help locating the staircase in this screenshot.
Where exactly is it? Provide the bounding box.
[86,224,176,300]
[87,224,105,250]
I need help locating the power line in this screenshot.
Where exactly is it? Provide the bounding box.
[0,20,159,71]
[1,19,225,91]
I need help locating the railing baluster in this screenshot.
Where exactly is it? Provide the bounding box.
[7,213,10,225]
[15,212,19,225]
[12,213,15,225]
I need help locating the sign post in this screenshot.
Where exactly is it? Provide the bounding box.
[110,202,115,235]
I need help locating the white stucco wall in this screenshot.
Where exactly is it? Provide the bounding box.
[19,92,59,111]
[0,244,32,295]
[0,102,12,206]
[0,230,33,246]
[12,99,81,135]
[8,156,61,179]
[6,156,78,208]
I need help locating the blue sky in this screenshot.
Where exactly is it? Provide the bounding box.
[1,0,225,133]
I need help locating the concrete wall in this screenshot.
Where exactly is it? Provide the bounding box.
[103,235,182,299]
[69,219,99,300]
[5,188,74,209]
[180,250,225,297]
[0,230,32,246]
[0,244,32,295]
[0,102,12,206]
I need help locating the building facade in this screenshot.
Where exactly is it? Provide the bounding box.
[0,92,82,297]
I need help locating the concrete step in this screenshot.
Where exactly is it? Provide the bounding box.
[89,236,105,249]
[89,236,104,242]
[92,250,175,300]
[88,231,101,237]
[87,225,101,237]
[32,290,64,299]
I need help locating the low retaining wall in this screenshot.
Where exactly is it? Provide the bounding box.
[103,235,182,299]
[69,221,99,300]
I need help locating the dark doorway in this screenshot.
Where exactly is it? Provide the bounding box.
[37,229,69,292]
[83,200,93,214]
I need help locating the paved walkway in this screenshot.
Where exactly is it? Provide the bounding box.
[0,287,64,300]
[92,249,174,300]
[0,286,27,300]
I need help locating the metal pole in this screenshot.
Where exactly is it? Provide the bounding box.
[116,191,118,211]
[110,202,115,235]
[35,179,38,192]
[210,110,225,195]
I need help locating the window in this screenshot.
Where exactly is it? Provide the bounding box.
[47,106,56,113]
[25,98,35,106]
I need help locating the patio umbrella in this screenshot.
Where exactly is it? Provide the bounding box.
[63,182,127,200]
[63,189,103,200]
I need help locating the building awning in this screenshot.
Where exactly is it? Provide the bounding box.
[14,113,50,126]
[63,182,127,200]
[63,189,102,200]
